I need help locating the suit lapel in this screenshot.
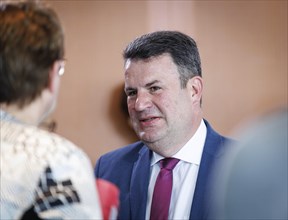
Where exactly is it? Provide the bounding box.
[130,146,151,220]
[190,120,226,220]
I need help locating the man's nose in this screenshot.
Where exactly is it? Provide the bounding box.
[134,92,152,111]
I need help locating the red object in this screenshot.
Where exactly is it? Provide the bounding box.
[96,179,120,220]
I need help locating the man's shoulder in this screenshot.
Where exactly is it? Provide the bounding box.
[95,141,149,178]
[99,141,146,160]
[203,119,236,155]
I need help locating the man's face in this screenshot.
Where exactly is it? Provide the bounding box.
[124,54,197,154]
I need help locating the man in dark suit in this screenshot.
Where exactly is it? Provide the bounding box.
[95,31,232,220]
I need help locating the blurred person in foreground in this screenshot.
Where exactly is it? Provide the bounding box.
[0,1,103,219]
[95,31,234,220]
[210,109,288,219]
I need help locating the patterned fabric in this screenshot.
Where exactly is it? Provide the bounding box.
[34,167,80,213]
[0,110,102,219]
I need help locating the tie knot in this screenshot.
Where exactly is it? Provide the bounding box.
[160,158,180,170]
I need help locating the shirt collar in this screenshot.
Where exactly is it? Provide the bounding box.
[151,119,207,166]
[0,109,22,124]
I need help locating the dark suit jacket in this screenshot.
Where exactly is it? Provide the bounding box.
[95,120,233,220]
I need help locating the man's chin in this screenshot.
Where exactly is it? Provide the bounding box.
[139,133,159,145]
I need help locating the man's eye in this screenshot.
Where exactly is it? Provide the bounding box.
[126,90,137,97]
[150,86,160,92]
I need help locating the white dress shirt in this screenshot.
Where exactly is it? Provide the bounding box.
[145,119,207,220]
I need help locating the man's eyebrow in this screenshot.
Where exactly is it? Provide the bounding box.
[145,80,160,87]
[125,80,161,91]
[124,87,135,93]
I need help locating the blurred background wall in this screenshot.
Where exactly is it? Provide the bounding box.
[45,0,287,165]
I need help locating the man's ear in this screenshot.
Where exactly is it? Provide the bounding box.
[187,76,203,103]
[48,61,60,93]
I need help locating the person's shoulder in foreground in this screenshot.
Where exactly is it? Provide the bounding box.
[1,113,102,219]
[0,1,102,219]
[210,109,287,220]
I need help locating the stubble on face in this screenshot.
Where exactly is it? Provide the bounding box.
[125,54,199,157]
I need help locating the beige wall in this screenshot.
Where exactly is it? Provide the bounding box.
[47,0,287,165]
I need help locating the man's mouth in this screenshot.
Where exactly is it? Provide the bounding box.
[138,116,161,127]
[140,117,158,122]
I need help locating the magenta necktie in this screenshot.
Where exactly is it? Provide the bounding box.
[150,158,180,220]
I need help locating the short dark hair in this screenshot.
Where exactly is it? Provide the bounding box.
[123,31,202,88]
[0,1,64,108]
